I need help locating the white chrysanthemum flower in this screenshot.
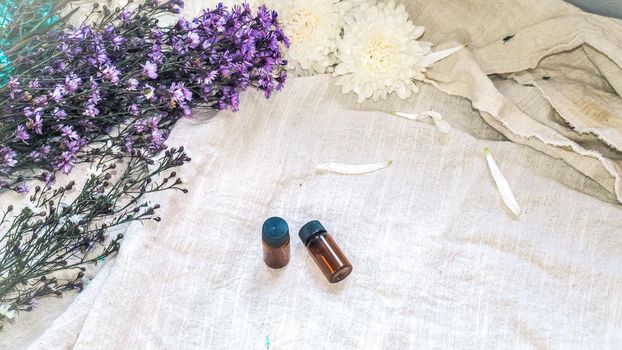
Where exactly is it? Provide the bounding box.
[336,0,374,24]
[265,0,341,74]
[334,1,432,103]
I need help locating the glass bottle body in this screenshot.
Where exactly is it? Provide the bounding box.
[262,237,290,269]
[306,233,352,283]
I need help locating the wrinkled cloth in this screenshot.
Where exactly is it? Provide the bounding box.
[2,0,622,349]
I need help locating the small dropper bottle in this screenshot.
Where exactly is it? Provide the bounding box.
[262,217,290,269]
[299,221,352,283]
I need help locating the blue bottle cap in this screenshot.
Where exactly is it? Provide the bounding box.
[298,220,327,246]
[262,217,289,247]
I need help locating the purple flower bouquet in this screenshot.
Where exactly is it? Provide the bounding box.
[0,0,288,190]
[0,0,288,323]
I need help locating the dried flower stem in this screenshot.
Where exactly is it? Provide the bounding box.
[0,145,190,325]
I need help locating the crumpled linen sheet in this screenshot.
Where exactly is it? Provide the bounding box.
[2,0,622,348]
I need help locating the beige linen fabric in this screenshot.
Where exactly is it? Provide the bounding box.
[11,76,622,349]
[413,0,622,202]
[1,0,622,348]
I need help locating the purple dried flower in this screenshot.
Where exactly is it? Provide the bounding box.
[134,120,147,133]
[15,125,30,143]
[142,61,158,79]
[1,147,17,169]
[276,70,287,91]
[65,74,82,92]
[39,172,55,187]
[129,104,140,116]
[144,84,155,100]
[124,137,134,152]
[53,108,68,120]
[0,0,290,183]
[27,115,43,135]
[59,151,75,174]
[148,44,164,64]
[166,0,184,14]
[118,10,132,23]
[14,183,29,194]
[127,78,139,91]
[111,35,127,49]
[203,71,217,85]
[148,117,160,129]
[24,107,43,118]
[170,82,192,103]
[186,31,201,48]
[64,139,83,154]
[101,65,121,84]
[28,79,40,89]
[60,125,79,140]
[29,150,42,161]
[88,90,101,105]
[8,78,21,99]
[83,103,100,117]
[51,85,67,102]
[150,128,164,149]
[70,27,85,40]
[33,95,48,107]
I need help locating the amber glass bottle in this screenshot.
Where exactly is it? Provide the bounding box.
[262,217,290,269]
[299,221,352,283]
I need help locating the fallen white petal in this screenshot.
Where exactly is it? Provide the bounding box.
[392,111,419,121]
[484,147,521,217]
[316,161,393,175]
[420,44,466,67]
[390,111,452,133]
[431,118,452,134]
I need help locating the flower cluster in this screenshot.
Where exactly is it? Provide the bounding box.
[264,0,341,74]
[0,0,288,324]
[334,1,432,103]
[268,0,461,102]
[0,145,191,322]
[0,0,288,190]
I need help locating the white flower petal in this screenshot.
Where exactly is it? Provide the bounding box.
[396,82,410,99]
[412,26,425,39]
[420,44,466,67]
[317,161,393,175]
[334,63,349,76]
[390,111,451,134]
[86,166,103,179]
[484,147,521,217]
[431,118,452,134]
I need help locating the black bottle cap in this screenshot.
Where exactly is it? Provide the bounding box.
[262,217,289,247]
[298,220,327,246]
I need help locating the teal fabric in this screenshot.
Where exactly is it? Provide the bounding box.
[0,48,12,86]
[0,0,60,86]
[0,0,16,28]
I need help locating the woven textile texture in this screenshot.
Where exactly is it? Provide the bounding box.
[2,0,622,349]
